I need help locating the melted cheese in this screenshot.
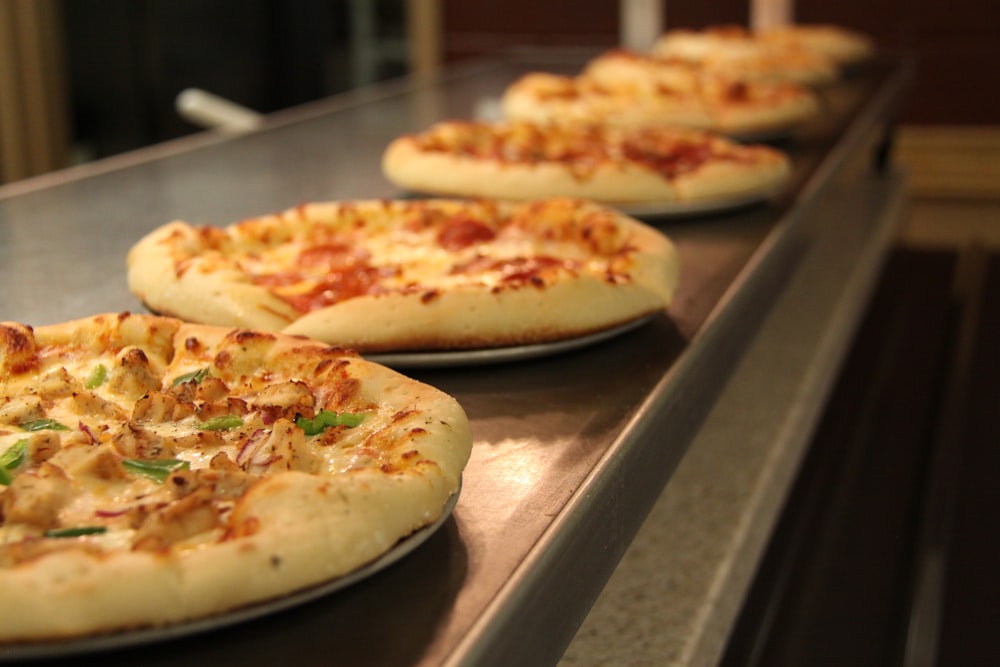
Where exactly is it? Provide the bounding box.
[410,120,772,181]
[217,199,639,312]
[0,315,415,560]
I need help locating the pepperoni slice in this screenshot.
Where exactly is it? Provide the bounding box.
[436,216,496,251]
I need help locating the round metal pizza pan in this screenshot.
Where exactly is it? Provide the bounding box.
[364,313,657,368]
[613,185,782,219]
[0,485,461,661]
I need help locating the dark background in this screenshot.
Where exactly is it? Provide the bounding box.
[59,0,999,161]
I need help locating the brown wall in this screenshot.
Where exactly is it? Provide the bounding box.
[441,0,1000,125]
[441,1,619,61]
[441,0,750,61]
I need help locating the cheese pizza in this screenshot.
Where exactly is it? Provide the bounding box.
[655,24,873,71]
[382,120,790,204]
[500,71,819,138]
[759,24,875,66]
[0,312,472,641]
[126,198,679,354]
[604,42,837,87]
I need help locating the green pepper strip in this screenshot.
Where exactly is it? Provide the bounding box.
[44,526,108,538]
[84,363,108,389]
[19,418,69,432]
[0,440,27,486]
[122,458,190,483]
[197,415,244,431]
[296,410,365,436]
[171,367,210,387]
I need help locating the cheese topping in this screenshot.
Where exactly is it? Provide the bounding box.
[517,70,811,107]
[181,199,640,315]
[408,120,776,181]
[502,71,819,133]
[0,314,428,564]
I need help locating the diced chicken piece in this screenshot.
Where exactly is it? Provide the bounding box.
[0,394,43,424]
[209,450,241,472]
[132,486,221,551]
[254,380,316,411]
[55,441,127,481]
[194,376,230,403]
[131,391,196,424]
[0,462,72,529]
[109,423,178,460]
[0,322,38,376]
[72,390,128,421]
[252,380,316,423]
[31,367,82,400]
[197,397,249,421]
[236,419,317,475]
[168,379,198,402]
[212,330,277,379]
[23,431,61,464]
[105,347,161,400]
[167,464,254,501]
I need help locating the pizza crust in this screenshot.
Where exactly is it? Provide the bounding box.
[126,222,300,332]
[0,313,472,641]
[1,469,453,640]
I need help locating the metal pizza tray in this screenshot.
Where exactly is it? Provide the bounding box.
[614,184,783,219]
[364,314,657,368]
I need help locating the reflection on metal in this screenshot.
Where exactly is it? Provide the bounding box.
[175,89,264,135]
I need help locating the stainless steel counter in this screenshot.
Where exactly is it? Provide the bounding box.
[0,51,910,666]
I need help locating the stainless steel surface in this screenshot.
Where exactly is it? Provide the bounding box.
[559,168,908,667]
[0,52,910,666]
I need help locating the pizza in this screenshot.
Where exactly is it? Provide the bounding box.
[654,24,873,71]
[758,24,875,66]
[382,120,790,204]
[632,35,838,87]
[0,311,472,641]
[126,198,680,354]
[500,71,819,138]
[653,25,773,61]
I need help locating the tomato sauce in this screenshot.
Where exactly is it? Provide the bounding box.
[622,139,716,178]
[436,216,496,251]
[251,244,385,313]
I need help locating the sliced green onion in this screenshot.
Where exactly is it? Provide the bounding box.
[296,410,366,436]
[122,458,190,483]
[44,526,108,538]
[196,415,244,431]
[0,440,26,486]
[84,363,107,389]
[0,439,27,470]
[171,367,210,387]
[19,418,68,432]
